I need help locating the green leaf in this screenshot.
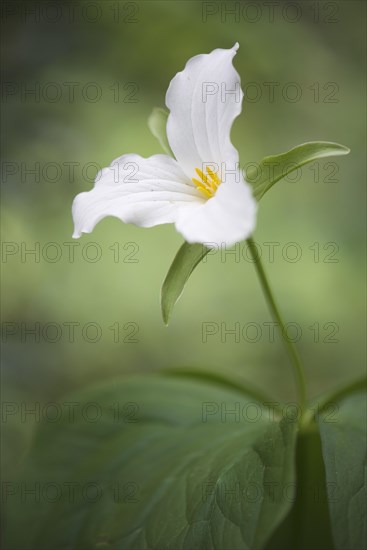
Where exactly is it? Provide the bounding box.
[5,374,297,550]
[268,381,366,550]
[160,366,283,410]
[317,388,366,550]
[267,380,366,550]
[265,424,334,550]
[147,107,173,156]
[302,377,366,426]
[247,141,350,201]
[161,242,209,325]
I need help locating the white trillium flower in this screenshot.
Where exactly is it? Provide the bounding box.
[72,43,257,247]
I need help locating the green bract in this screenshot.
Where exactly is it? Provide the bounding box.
[248,141,350,201]
[147,107,173,157]
[161,243,209,325]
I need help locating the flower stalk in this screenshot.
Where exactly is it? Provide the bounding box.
[246,237,307,412]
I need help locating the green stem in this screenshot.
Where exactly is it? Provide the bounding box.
[246,237,307,412]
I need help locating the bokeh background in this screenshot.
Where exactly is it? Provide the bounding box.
[1,0,365,500]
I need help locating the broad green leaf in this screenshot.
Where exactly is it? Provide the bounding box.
[147,107,173,156]
[317,389,366,550]
[247,141,350,201]
[161,366,283,411]
[265,424,334,550]
[161,141,350,323]
[161,242,209,325]
[267,379,366,550]
[302,377,366,426]
[5,374,297,550]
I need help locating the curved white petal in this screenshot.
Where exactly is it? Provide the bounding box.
[175,177,257,248]
[72,154,204,238]
[166,43,243,180]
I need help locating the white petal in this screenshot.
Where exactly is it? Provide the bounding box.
[175,177,257,248]
[72,154,204,238]
[166,43,243,180]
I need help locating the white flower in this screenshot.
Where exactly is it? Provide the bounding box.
[72,43,257,247]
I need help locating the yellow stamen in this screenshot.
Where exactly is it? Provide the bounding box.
[206,167,220,186]
[192,166,222,198]
[197,186,212,198]
[195,167,207,182]
[192,178,207,193]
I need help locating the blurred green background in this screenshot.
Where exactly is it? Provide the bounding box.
[1,0,365,480]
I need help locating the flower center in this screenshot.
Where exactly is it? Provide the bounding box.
[192,167,221,198]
